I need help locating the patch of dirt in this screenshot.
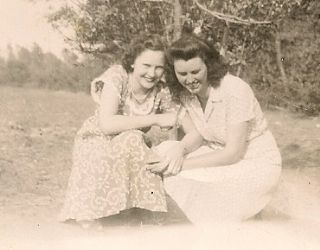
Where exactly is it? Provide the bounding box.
[0,86,319,249]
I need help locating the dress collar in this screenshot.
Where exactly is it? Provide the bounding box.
[187,86,223,122]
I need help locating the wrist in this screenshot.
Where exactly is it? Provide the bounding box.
[178,141,188,155]
[151,114,160,127]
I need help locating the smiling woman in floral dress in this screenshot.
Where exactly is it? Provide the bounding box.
[59,34,178,228]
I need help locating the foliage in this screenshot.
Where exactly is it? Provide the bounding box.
[258,15,320,115]
[0,44,107,92]
[49,0,172,56]
[188,0,320,115]
[30,0,320,115]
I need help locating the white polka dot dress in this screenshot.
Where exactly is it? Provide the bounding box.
[157,74,282,224]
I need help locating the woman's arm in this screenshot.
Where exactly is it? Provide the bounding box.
[98,84,177,135]
[148,112,203,175]
[178,111,203,154]
[182,121,249,170]
[182,76,255,170]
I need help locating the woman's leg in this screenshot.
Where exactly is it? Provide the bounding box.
[60,129,167,225]
[59,133,119,223]
[110,130,167,212]
[155,141,281,225]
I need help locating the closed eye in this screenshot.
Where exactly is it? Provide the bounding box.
[191,70,200,74]
[156,66,164,70]
[176,72,187,76]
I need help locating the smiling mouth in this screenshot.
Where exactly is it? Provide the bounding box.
[144,77,156,83]
[186,81,200,90]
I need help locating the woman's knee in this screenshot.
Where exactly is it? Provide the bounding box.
[112,130,146,150]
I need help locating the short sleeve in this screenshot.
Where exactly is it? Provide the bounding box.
[157,87,180,113]
[90,65,127,104]
[224,75,255,124]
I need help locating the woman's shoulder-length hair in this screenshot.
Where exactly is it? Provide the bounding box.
[121,33,166,73]
[165,34,228,101]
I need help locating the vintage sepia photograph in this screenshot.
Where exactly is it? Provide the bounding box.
[0,0,319,249]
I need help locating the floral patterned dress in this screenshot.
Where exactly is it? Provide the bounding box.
[59,65,176,222]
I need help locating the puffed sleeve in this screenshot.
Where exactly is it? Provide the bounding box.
[90,65,127,104]
[157,87,180,113]
[224,75,256,124]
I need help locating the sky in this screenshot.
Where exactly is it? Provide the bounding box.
[0,0,69,58]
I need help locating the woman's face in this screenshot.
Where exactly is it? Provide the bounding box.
[132,49,165,90]
[173,57,208,96]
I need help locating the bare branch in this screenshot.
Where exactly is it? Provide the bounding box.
[140,0,173,4]
[194,0,272,25]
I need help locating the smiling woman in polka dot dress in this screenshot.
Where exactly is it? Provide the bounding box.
[148,34,282,225]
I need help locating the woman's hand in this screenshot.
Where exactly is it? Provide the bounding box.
[163,142,185,176]
[155,113,177,129]
[147,142,185,177]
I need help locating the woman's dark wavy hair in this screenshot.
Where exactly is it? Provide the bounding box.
[165,34,228,101]
[121,33,166,73]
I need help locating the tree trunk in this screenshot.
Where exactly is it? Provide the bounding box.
[275,29,287,82]
[173,0,182,40]
[236,39,246,77]
[219,23,229,57]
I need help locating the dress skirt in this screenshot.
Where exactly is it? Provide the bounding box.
[59,115,167,222]
[155,130,282,225]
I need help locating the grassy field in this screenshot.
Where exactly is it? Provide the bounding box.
[0,86,319,249]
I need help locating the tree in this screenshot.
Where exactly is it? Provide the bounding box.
[49,0,303,75]
[5,45,30,85]
[49,0,173,58]
[186,0,304,79]
[0,55,7,85]
[47,0,319,114]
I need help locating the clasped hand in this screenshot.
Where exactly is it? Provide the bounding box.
[156,112,177,130]
[146,142,185,177]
